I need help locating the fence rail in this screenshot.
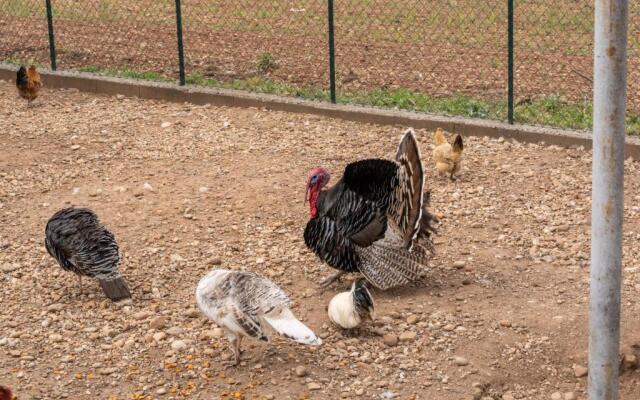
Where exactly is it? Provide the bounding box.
[1,1,639,134]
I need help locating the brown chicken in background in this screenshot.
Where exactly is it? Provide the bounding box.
[0,385,16,400]
[432,128,464,180]
[16,65,42,107]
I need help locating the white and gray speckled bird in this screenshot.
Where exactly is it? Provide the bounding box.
[45,207,131,302]
[196,269,321,365]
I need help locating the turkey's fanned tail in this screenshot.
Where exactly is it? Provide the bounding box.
[391,128,424,248]
[356,242,427,290]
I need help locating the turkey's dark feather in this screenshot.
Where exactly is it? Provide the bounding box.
[304,216,359,273]
[45,207,121,279]
[342,159,397,205]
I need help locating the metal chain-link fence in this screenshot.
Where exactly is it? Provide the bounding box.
[334,0,507,119]
[1,0,50,67]
[182,0,328,92]
[1,1,639,133]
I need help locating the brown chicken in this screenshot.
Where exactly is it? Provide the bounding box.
[0,385,16,400]
[432,128,464,180]
[16,65,42,107]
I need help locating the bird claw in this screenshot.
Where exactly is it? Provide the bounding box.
[319,272,345,288]
[223,360,240,369]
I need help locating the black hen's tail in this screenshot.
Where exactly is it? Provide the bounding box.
[453,134,464,152]
[98,276,131,301]
[16,66,27,87]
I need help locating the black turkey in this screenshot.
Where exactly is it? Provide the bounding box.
[304,128,436,290]
[45,207,131,301]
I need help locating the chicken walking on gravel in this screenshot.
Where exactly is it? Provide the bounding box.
[328,278,375,330]
[432,128,464,180]
[16,65,42,108]
[304,128,437,290]
[196,269,322,366]
[45,207,131,302]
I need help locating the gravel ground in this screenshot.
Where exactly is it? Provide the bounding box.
[1,80,639,400]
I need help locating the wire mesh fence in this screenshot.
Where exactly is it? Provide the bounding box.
[1,0,50,67]
[1,1,639,133]
[181,0,328,92]
[333,0,508,119]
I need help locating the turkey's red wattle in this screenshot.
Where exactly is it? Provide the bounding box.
[0,386,12,400]
[309,186,320,218]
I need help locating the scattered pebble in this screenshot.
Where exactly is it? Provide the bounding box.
[170,340,187,352]
[149,316,167,330]
[133,311,152,320]
[406,315,419,324]
[454,356,469,366]
[573,364,588,378]
[399,331,417,342]
[294,365,308,377]
[383,334,398,347]
[49,334,63,343]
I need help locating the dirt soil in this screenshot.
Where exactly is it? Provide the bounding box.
[1,81,639,400]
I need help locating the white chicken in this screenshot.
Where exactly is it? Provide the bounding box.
[328,279,375,329]
[196,269,321,365]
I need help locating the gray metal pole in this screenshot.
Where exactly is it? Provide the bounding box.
[589,0,628,399]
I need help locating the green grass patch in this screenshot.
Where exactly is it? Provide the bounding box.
[2,58,47,68]
[73,67,640,136]
[342,88,504,120]
[186,72,329,100]
[77,66,173,82]
[257,52,278,74]
[515,96,640,135]
[1,0,44,17]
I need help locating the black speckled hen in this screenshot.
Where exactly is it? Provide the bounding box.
[45,207,131,301]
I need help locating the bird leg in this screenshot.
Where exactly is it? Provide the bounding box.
[232,336,242,366]
[77,275,84,295]
[319,271,345,288]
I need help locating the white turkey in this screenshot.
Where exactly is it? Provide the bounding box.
[45,207,131,301]
[328,278,375,329]
[196,269,321,365]
[304,128,436,290]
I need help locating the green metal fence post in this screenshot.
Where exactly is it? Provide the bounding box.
[45,0,57,70]
[507,0,514,124]
[175,0,186,85]
[327,0,336,103]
